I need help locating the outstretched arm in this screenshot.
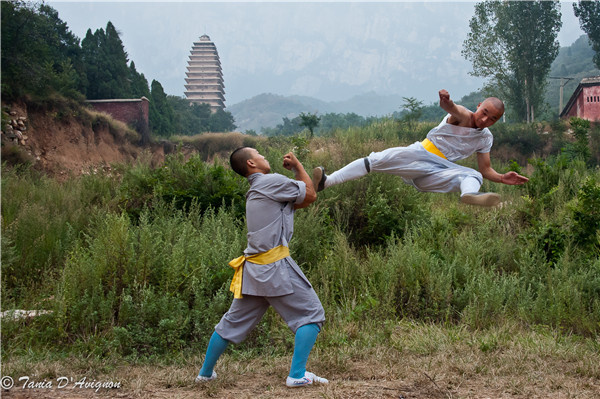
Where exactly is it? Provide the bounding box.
[477,152,529,185]
[283,152,317,209]
[439,89,473,126]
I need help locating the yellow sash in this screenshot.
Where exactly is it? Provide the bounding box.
[422,138,447,160]
[228,245,290,299]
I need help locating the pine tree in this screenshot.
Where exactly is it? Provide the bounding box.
[129,61,150,98]
[81,21,131,99]
[149,80,175,136]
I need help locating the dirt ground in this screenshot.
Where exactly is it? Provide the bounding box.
[3,346,599,399]
[1,101,169,178]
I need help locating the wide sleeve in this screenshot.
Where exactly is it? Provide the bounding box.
[258,173,306,204]
[477,129,494,153]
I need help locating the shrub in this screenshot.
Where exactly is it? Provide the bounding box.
[118,153,248,220]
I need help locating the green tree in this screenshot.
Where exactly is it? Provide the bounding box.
[209,108,237,132]
[299,112,320,138]
[1,1,84,100]
[149,80,175,137]
[401,97,424,131]
[81,21,131,99]
[462,0,562,122]
[573,0,600,69]
[129,61,150,98]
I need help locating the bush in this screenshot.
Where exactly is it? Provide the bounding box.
[118,153,248,220]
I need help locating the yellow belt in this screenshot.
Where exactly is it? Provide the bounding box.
[422,138,447,160]
[228,245,290,299]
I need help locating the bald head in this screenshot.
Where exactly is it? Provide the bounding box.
[483,97,505,116]
[230,147,254,177]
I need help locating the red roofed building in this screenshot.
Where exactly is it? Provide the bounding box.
[560,76,600,122]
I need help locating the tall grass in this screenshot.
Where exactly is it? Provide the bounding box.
[1,122,599,362]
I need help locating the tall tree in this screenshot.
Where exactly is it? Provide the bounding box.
[299,112,320,137]
[1,1,84,99]
[573,0,600,69]
[462,1,562,122]
[401,97,424,131]
[209,108,237,132]
[81,21,130,99]
[129,61,150,98]
[149,80,175,137]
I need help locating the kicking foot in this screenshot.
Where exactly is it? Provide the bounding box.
[460,192,501,207]
[195,370,217,383]
[286,371,329,388]
[312,167,327,192]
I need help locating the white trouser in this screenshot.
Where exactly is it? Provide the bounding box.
[325,142,483,195]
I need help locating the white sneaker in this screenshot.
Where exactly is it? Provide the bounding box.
[460,192,501,207]
[286,371,329,387]
[195,370,217,383]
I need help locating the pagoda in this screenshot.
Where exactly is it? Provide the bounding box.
[184,35,225,112]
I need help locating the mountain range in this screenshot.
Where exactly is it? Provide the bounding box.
[228,35,599,133]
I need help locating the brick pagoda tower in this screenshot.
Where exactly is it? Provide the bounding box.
[184,35,225,112]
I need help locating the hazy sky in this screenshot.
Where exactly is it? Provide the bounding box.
[48,1,586,107]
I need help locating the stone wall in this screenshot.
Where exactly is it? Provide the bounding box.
[87,97,150,143]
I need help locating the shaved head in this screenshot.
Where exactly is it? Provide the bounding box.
[483,97,505,115]
[230,147,253,177]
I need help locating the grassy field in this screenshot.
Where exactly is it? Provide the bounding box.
[2,118,599,397]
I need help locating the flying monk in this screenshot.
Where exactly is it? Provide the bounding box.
[312,89,529,206]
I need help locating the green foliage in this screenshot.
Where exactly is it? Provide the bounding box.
[569,175,600,253]
[149,80,175,137]
[1,166,118,303]
[563,117,592,164]
[167,96,236,135]
[463,0,562,122]
[52,205,244,355]
[400,96,424,131]
[1,1,84,100]
[298,112,320,138]
[573,0,600,69]
[118,153,247,220]
[2,121,599,358]
[81,22,131,99]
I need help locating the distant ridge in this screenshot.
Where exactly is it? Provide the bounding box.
[228,92,405,132]
[228,35,598,132]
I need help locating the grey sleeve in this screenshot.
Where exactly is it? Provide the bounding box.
[260,174,306,204]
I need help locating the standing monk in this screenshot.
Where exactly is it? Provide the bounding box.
[196,147,328,388]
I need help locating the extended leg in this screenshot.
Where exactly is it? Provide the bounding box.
[459,176,500,207]
[313,157,370,191]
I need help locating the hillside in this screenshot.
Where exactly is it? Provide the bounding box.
[545,34,599,114]
[1,100,169,177]
[229,35,599,132]
[228,92,405,133]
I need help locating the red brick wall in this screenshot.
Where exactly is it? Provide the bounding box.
[87,97,150,144]
[564,85,600,122]
[582,86,600,122]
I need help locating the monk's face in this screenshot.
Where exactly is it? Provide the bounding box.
[473,100,503,129]
[248,148,271,174]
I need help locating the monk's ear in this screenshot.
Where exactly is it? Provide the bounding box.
[246,158,255,168]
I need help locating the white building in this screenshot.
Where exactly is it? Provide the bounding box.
[184,35,225,112]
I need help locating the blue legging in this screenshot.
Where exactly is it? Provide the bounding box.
[199,323,320,379]
[289,323,320,379]
[198,331,229,377]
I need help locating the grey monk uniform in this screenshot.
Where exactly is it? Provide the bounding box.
[215,172,326,344]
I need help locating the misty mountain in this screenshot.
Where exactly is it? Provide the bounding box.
[229,35,599,132]
[228,92,406,132]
